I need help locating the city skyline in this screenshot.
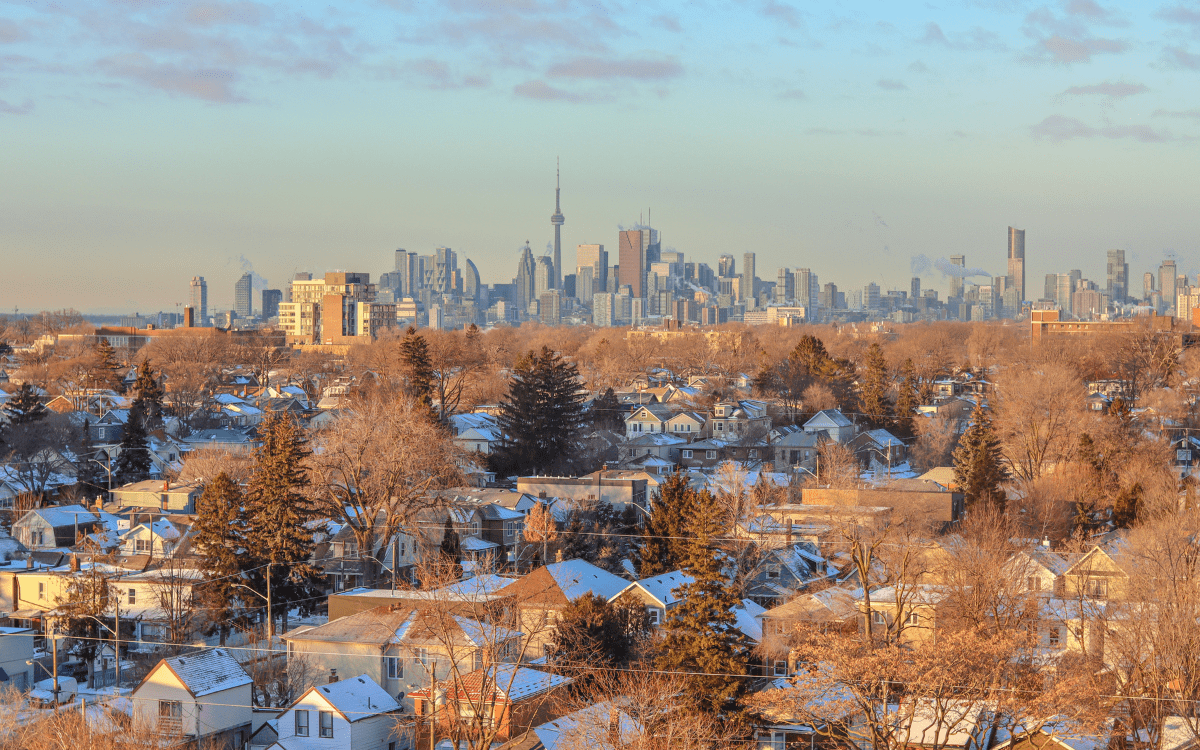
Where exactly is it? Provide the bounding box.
[3,1,1200,313]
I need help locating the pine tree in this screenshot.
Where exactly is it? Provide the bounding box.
[636,472,697,577]
[858,342,891,429]
[131,360,165,431]
[113,401,152,485]
[438,517,463,578]
[1112,482,1142,528]
[549,592,649,677]
[3,383,44,426]
[242,413,320,633]
[590,387,623,432]
[191,472,247,644]
[558,515,595,562]
[953,403,1006,510]
[655,485,749,716]
[92,338,122,392]
[398,327,435,408]
[491,347,587,476]
[894,358,920,438]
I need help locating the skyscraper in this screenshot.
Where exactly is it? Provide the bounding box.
[261,289,282,319]
[1007,227,1025,305]
[535,256,553,297]
[618,230,645,298]
[189,276,207,325]
[1160,260,1178,314]
[576,244,607,297]
[742,252,756,303]
[776,268,794,303]
[1144,272,1156,301]
[718,255,735,278]
[911,277,921,300]
[949,255,966,299]
[515,244,536,313]
[550,162,564,290]
[464,259,482,305]
[1106,249,1128,303]
[234,273,252,318]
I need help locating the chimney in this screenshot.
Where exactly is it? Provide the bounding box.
[162,480,169,492]
[329,669,339,683]
[25,557,33,569]
[70,554,80,572]
[1042,537,1051,548]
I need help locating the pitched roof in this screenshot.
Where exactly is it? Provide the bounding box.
[498,560,631,606]
[307,674,400,721]
[633,570,694,607]
[805,409,853,428]
[156,649,252,697]
[416,665,570,703]
[26,505,98,529]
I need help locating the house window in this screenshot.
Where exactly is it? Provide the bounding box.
[706,450,717,460]
[1085,578,1108,599]
[648,608,661,625]
[715,423,724,431]
[128,588,136,605]
[474,650,483,671]
[97,427,106,440]
[906,612,919,626]
[136,539,152,553]
[773,660,789,677]
[399,540,407,557]
[319,711,333,738]
[871,611,886,626]
[387,656,403,680]
[158,700,182,730]
[295,710,309,736]
[505,521,515,538]
[682,450,693,459]
[1048,627,1061,646]
[38,582,44,600]
[766,565,780,580]
[1027,576,1041,592]
[749,449,758,459]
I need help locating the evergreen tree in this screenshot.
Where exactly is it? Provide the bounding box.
[131,360,165,431]
[953,403,1006,510]
[398,327,435,408]
[558,515,594,562]
[192,472,247,644]
[549,592,650,677]
[242,413,321,633]
[655,485,749,717]
[491,347,587,476]
[75,419,105,498]
[438,517,464,578]
[3,383,44,426]
[92,338,123,392]
[1112,482,1142,528]
[113,401,152,485]
[858,342,891,429]
[894,358,920,438]
[590,387,624,432]
[636,472,697,577]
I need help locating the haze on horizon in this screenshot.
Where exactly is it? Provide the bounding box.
[1,0,1198,315]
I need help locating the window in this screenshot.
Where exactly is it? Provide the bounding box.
[682,450,693,459]
[387,656,403,680]
[906,612,919,626]
[773,660,789,677]
[648,608,661,625]
[1085,578,1108,599]
[159,700,182,718]
[1048,627,1061,647]
[318,711,333,738]
[474,649,483,671]
[1027,576,1041,592]
[136,539,152,553]
[715,423,724,431]
[38,582,45,600]
[399,540,407,557]
[871,611,886,626]
[128,588,136,605]
[706,450,717,460]
[344,542,358,558]
[766,565,781,580]
[749,449,758,459]
[97,427,106,440]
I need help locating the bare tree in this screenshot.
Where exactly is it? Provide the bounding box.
[993,361,1089,483]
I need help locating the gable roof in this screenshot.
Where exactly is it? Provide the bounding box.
[631,570,694,607]
[497,560,631,606]
[302,674,400,721]
[145,649,252,697]
[416,665,570,704]
[805,409,853,428]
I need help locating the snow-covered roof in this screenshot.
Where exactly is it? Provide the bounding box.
[634,570,694,607]
[734,599,766,642]
[452,615,522,647]
[26,505,98,528]
[449,412,499,435]
[805,409,853,428]
[863,429,903,448]
[461,536,499,551]
[545,559,631,602]
[213,393,245,405]
[310,674,399,721]
[532,701,641,750]
[474,665,570,701]
[159,649,251,697]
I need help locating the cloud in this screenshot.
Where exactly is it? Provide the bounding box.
[1157,5,1200,28]
[877,78,907,90]
[0,19,29,44]
[1030,114,1175,142]
[182,2,267,27]
[513,79,585,102]
[0,97,32,114]
[402,58,490,89]
[1162,46,1200,70]
[1064,0,1121,22]
[918,22,1006,51]
[652,14,681,33]
[1021,6,1128,64]
[1040,34,1127,63]
[98,53,246,103]
[920,22,950,45]
[1154,108,1200,120]
[778,88,805,100]
[1061,81,1147,97]
[761,0,803,29]
[546,56,682,80]
[908,60,930,73]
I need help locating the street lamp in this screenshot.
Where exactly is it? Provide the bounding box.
[231,562,273,641]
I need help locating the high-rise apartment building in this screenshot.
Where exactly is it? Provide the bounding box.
[540,291,561,326]
[742,253,756,303]
[949,255,966,299]
[1007,227,1025,305]
[593,293,615,327]
[1106,249,1128,303]
[576,244,607,298]
[911,277,921,301]
[189,276,208,326]
[718,255,735,278]
[865,282,881,310]
[550,165,564,290]
[776,268,794,303]
[1160,260,1178,314]
[618,230,646,298]
[1144,272,1156,301]
[261,289,282,319]
[234,273,253,318]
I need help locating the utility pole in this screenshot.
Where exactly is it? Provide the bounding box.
[114,590,121,692]
[51,625,59,703]
[266,561,273,641]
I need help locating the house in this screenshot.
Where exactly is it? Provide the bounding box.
[803,410,856,443]
[860,584,951,645]
[773,429,823,469]
[707,400,771,440]
[616,433,685,468]
[282,605,522,714]
[893,699,996,750]
[1060,536,1131,602]
[131,648,253,747]
[411,666,572,746]
[476,503,526,564]
[664,411,705,437]
[678,438,729,470]
[90,409,131,444]
[621,570,694,626]
[0,626,35,691]
[269,673,408,750]
[516,472,649,512]
[495,559,632,655]
[497,701,640,750]
[848,429,907,469]
[623,404,677,438]
[110,479,205,514]
[449,413,502,455]
[744,543,829,608]
[119,518,188,557]
[12,505,101,550]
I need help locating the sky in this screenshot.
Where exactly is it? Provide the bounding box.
[1,0,1199,315]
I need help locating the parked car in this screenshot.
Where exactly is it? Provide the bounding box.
[29,677,78,708]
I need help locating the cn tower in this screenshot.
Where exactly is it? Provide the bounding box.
[550,159,564,290]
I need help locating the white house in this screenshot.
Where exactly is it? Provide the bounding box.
[0,626,35,691]
[803,409,856,443]
[119,518,186,557]
[269,673,409,750]
[621,570,694,627]
[131,648,253,747]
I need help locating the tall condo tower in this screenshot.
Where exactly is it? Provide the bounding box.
[1007,227,1025,306]
[949,255,966,299]
[550,160,565,290]
[190,276,208,325]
